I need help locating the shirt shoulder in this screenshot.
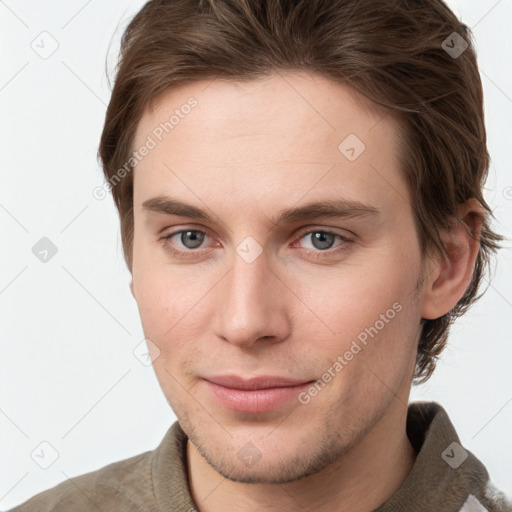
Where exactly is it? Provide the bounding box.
[7,449,157,512]
[376,402,512,512]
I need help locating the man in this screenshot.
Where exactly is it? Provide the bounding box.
[8,0,511,511]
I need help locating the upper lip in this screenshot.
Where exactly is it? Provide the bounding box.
[205,375,313,390]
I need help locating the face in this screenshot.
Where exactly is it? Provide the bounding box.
[130,71,427,484]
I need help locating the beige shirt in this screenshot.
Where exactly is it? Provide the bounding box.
[7,402,512,512]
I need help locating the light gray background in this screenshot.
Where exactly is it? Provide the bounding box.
[1,0,511,508]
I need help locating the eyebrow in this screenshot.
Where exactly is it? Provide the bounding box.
[141,195,380,226]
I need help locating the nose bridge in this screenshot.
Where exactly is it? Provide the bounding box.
[214,244,287,347]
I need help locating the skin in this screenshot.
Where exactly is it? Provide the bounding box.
[129,71,482,511]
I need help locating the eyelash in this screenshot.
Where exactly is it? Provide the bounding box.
[160,228,352,260]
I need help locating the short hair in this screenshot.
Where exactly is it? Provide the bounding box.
[98,0,503,383]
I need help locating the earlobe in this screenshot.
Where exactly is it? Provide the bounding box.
[421,199,483,320]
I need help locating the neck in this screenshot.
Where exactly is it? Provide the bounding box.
[186,397,417,512]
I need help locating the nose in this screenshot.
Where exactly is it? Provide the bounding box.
[213,247,291,349]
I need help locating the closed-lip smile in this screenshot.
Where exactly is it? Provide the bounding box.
[204,374,314,413]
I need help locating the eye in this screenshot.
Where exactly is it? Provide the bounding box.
[160,228,352,260]
[292,229,352,258]
[299,231,338,250]
[160,229,211,258]
[169,230,206,249]
[294,229,349,252]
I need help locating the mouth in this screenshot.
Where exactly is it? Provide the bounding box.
[204,375,315,414]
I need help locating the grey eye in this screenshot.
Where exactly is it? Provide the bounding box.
[308,232,336,250]
[179,230,205,249]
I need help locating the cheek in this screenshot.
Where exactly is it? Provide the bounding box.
[297,251,422,394]
[132,258,212,367]
[132,236,184,332]
[294,258,414,343]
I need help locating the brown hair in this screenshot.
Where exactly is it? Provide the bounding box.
[98,0,503,383]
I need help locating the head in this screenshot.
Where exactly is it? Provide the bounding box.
[98,0,502,484]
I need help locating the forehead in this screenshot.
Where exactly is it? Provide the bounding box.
[135,71,395,150]
[131,71,407,214]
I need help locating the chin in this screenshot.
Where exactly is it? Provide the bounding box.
[189,424,352,485]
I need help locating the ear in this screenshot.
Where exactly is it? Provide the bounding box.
[129,279,135,298]
[421,199,483,320]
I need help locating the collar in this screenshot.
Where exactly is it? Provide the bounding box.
[150,402,505,511]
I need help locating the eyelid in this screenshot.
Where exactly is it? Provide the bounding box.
[293,225,354,241]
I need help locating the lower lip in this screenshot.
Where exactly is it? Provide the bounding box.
[205,380,313,414]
